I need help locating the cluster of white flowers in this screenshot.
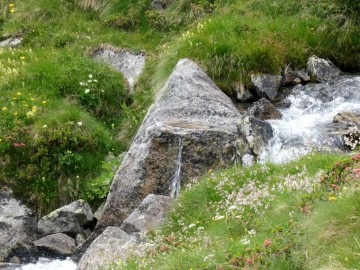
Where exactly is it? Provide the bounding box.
[79,74,98,94]
[344,127,360,150]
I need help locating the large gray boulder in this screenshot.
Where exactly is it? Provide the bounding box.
[92,44,145,91]
[121,194,172,234]
[307,55,341,82]
[76,227,142,270]
[33,233,76,258]
[251,74,282,101]
[97,59,248,230]
[37,200,94,236]
[0,189,37,263]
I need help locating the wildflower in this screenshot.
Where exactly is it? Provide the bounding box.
[9,8,15,13]
[42,101,47,104]
[328,196,337,201]
[13,112,17,116]
[42,124,48,128]
[26,111,34,118]
[16,92,21,96]
[2,107,8,111]
[88,74,93,79]
[32,106,37,113]
[20,56,25,60]
[263,238,271,247]
[84,89,90,94]
[0,139,2,142]
[343,186,348,191]
[111,123,115,129]
[77,121,83,127]
[30,98,35,101]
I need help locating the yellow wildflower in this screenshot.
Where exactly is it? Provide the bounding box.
[13,112,17,116]
[328,196,337,201]
[30,98,35,101]
[2,107,8,111]
[32,106,37,113]
[20,56,25,60]
[16,92,21,96]
[0,139,2,142]
[42,100,47,104]
[343,186,348,191]
[9,4,14,7]
[9,8,15,13]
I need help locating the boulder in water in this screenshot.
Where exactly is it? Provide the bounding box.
[251,74,282,101]
[33,233,76,258]
[307,55,341,82]
[121,194,172,234]
[37,200,94,236]
[239,116,273,157]
[0,189,37,263]
[247,98,282,120]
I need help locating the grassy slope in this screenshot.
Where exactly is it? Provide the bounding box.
[0,0,359,215]
[121,153,360,270]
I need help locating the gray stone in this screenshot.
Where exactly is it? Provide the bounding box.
[97,59,247,230]
[152,0,167,9]
[37,199,94,236]
[307,55,341,82]
[326,111,360,135]
[76,227,142,270]
[233,82,254,102]
[242,154,255,167]
[121,194,172,234]
[295,69,311,82]
[0,189,37,263]
[239,116,273,157]
[33,233,76,258]
[247,98,282,120]
[75,234,86,247]
[0,37,22,48]
[251,74,282,101]
[93,202,105,221]
[92,44,145,91]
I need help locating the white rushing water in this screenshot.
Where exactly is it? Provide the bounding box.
[261,76,360,163]
[12,258,77,270]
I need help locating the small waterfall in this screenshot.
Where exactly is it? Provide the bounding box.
[261,76,360,164]
[170,137,183,198]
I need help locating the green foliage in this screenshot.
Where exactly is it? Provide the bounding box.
[81,152,123,208]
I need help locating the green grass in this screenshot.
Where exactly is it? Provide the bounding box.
[118,152,360,269]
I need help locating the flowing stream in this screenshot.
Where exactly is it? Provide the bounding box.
[170,137,183,198]
[260,75,360,163]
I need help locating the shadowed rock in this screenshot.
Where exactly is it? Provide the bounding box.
[33,233,76,258]
[251,74,282,101]
[0,189,37,264]
[37,200,94,236]
[247,98,282,120]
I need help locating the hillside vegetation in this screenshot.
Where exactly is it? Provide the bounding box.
[120,152,360,270]
[0,0,359,217]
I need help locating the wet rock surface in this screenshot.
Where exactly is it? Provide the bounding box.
[37,200,94,236]
[247,98,282,120]
[0,189,37,263]
[307,55,341,82]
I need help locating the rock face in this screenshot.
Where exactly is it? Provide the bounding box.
[33,233,76,258]
[121,194,172,234]
[247,98,282,120]
[239,116,273,157]
[92,44,145,91]
[37,200,94,236]
[307,55,341,82]
[251,74,282,101]
[97,59,247,230]
[0,189,37,263]
[77,227,141,270]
